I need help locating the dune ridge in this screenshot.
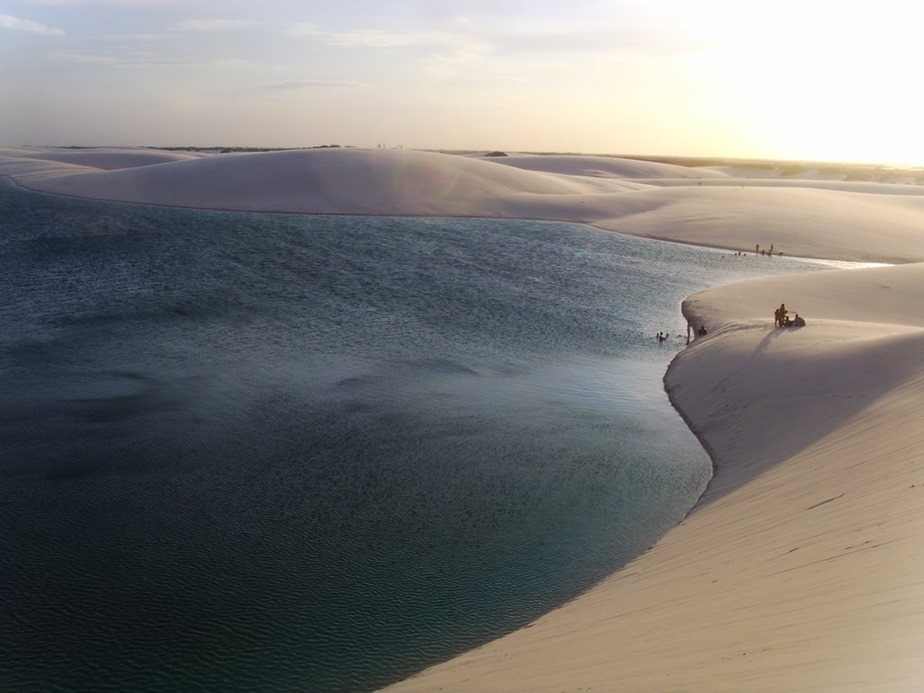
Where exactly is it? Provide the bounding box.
[3,146,924,690]
[1,148,643,217]
[4,147,923,264]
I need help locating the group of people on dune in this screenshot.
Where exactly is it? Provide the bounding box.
[658,304,801,346]
[775,303,805,327]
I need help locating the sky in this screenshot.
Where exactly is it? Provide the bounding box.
[1,0,921,166]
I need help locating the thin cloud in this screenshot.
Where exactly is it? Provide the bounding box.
[91,32,169,42]
[320,30,438,48]
[170,19,254,32]
[484,24,703,58]
[51,51,121,65]
[255,80,366,91]
[287,25,493,58]
[322,29,475,49]
[0,14,65,36]
[285,22,441,47]
[50,50,259,70]
[284,23,324,37]
[17,1,198,5]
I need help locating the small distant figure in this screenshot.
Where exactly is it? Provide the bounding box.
[697,325,707,336]
[792,313,806,327]
[774,303,788,327]
[657,331,668,343]
[769,244,775,256]
[756,243,760,254]
[686,322,693,344]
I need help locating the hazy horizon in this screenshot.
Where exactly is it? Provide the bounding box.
[2,0,921,168]
[10,145,923,173]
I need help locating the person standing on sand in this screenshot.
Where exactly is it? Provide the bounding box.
[776,303,788,327]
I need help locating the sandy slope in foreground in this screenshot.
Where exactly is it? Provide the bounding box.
[3,147,924,690]
[389,263,924,692]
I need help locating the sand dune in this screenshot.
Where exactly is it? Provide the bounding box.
[4,145,924,690]
[476,152,729,180]
[594,186,924,263]
[0,146,204,170]
[388,264,924,691]
[0,147,643,217]
[3,147,923,264]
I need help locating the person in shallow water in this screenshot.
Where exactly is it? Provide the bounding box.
[792,313,806,327]
[697,325,707,336]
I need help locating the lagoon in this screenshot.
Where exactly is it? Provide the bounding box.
[0,184,843,691]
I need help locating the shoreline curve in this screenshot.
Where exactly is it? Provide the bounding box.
[4,146,924,691]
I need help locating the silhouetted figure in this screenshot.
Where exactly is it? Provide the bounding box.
[697,325,707,336]
[775,303,788,327]
[792,313,806,327]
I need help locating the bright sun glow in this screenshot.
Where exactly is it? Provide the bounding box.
[682,1,922,165]
[0,0,921,166]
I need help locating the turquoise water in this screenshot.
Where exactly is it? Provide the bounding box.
[0,182,843,691]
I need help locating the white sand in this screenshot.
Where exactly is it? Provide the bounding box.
[4,146,924,690]
[3,147,922,262]
[389,269,924,692]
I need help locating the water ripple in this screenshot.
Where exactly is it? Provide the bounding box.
[0,184,843,691]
